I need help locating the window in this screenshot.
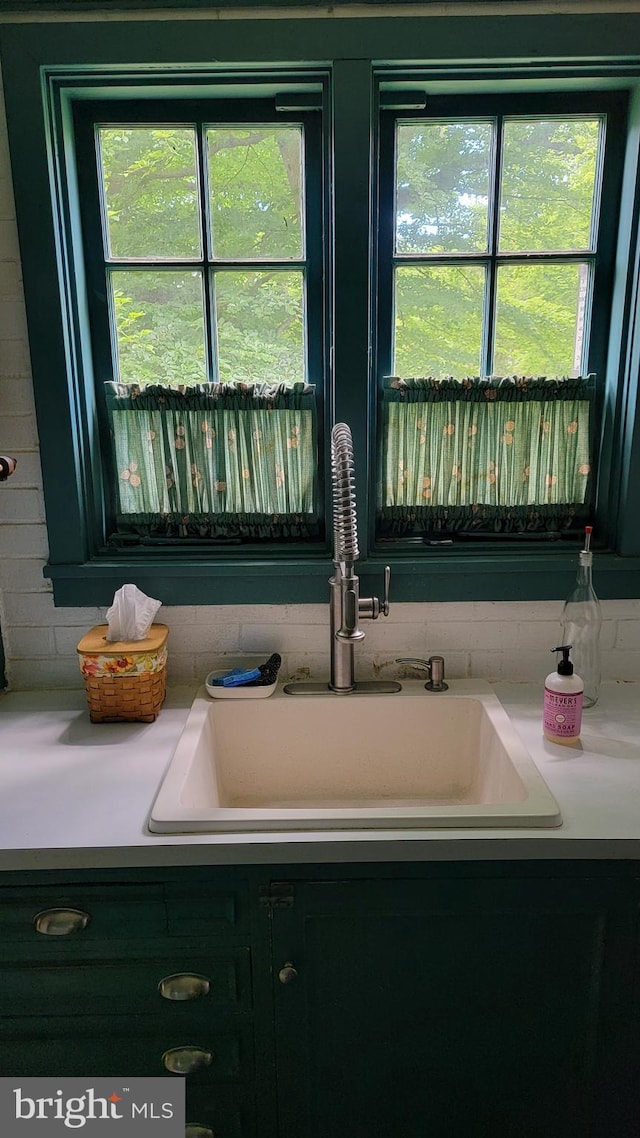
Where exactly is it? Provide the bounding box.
[73,96,326,547]
[3,16,640,604]
[375,94,626,544]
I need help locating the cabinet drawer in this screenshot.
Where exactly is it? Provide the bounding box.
[0,1017,253,1082]
[0,877,252,950]
[0,885,167,947]
[164,883,250,940]
[0,949,252,1017]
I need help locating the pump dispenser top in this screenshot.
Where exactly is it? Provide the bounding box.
[552,645,574,676]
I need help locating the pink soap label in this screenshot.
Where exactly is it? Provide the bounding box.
[544,687,583,738]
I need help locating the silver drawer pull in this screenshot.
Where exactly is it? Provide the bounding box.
[162,1047,213,1075]
[159,973,211,1002]
[278,961,298,985]
[34,908,90,936]
[185,1127,215,1138]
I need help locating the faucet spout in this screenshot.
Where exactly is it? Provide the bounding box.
[329,424,364,690]
[331,422,360,564]
[283,423,400,695]
[328,424,394,690]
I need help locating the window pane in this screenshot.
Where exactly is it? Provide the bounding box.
[395,122,492,254]
[99,128,201,260]
[394,265,485,377]
[111,270,206,386]
[493,263,589,376]
[214,270,305,385]
[208,127,304,259]
[499,119,600,252]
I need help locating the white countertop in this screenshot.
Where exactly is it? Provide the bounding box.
[0,681,639,871]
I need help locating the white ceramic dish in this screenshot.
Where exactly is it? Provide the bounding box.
[205,656,278,699]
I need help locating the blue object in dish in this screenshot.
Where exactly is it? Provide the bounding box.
[210,666,262,688]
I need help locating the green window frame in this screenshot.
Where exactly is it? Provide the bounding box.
[374,92,627,548]
[72,96,327,549]
[2,16,640,605]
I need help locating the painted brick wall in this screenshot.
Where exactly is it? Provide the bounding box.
[0,58,638,692]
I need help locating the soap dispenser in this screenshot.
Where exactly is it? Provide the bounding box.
[543,645,583,746]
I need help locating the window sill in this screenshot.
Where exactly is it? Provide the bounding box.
[44,549,640,606]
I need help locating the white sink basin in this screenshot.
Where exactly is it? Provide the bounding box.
[149,678,558,833]
[149,680,561,833]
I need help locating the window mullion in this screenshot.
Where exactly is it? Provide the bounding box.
[332,59,374,511]
[196,122,216,383]
[483,114,503,377]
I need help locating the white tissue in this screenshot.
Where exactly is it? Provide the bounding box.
[105,583,162,642]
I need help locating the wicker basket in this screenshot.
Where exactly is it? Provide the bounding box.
[76,624,168,723]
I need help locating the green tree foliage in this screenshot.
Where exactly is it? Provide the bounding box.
[112,270,207,387]
[100,127,201,259]
[215,270,304,385]
[100,125,305,387]
[499,118,598,252]
[207,127,303,259]
[396,121,492,254]
[395,265,485,376]
[393,117,600,378]
[493,263,586,377]
[99,116,600,387]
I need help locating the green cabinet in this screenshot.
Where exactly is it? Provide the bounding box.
[0,863,637,1138]
[269,869,640,1138]
[0,869,262,1138]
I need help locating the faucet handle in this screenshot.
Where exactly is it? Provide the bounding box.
[381,565,391,617]
[359,565,391,621]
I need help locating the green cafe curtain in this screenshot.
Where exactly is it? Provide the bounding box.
[379,376,595,537]
[105,382,319,544]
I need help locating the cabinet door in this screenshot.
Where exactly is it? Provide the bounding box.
[271,876,638,1138]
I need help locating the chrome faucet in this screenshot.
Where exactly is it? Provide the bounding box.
[284,423,400,696]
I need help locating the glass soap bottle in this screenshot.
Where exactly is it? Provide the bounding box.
[561,526,602,708]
